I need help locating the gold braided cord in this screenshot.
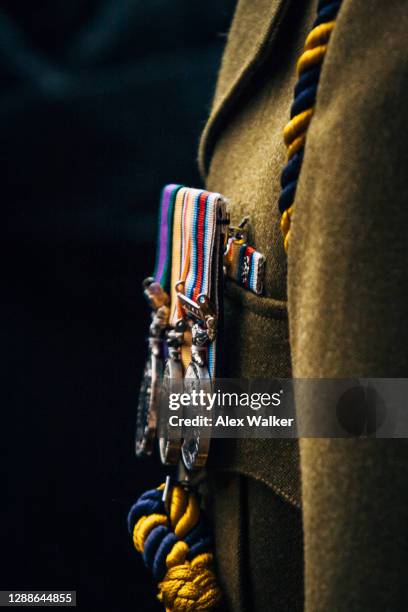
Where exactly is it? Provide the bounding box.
[304,20,335,50]
[281,17,337,250]
[166,541,189,569]
[170,485,188,526]
[174,492,200,539]
[283,108,314,146]
[158,553,221,612]
[296,44,327,76]
[134,514,167,552]
[132,484,222,611]
[287,133,307,160]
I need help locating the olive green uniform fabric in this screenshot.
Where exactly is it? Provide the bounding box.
[198,0,408,610]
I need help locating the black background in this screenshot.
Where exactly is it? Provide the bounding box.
[2,2,235,610]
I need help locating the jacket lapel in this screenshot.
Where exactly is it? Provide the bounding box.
[198,0,290,177]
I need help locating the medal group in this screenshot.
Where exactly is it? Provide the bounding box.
[136,183,265,473]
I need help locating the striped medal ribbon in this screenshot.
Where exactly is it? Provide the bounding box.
[135,184,180,457]
[159,185,193,465]
[175,189,228,471]
[225,217,266,295]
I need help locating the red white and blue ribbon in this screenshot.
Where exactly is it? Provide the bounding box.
[225,237,265,295]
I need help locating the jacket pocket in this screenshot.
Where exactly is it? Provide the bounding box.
[221,279,290,379]
[209,278,300,509]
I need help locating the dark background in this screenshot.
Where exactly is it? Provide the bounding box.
[2,2,235,610]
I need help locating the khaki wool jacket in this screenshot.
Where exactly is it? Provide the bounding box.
[198,0,408,611]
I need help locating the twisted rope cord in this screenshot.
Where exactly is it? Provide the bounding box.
[128,484,222,611]
[279,0,343,250]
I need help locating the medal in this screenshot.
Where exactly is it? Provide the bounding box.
[175,191,229,471]
[135,278,169,457]
[182,322,213,470]
[158,186,192,465]
[159,319,185,465]
[135,184,181,457]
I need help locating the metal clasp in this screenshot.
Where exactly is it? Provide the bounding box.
[228,215,250,244]
[176,284,217,343]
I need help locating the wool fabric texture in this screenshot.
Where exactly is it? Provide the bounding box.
[198,0,408,610]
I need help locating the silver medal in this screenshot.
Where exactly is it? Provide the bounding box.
[177,292,216,471]
[135,278,169,457]
[158,319,185,465]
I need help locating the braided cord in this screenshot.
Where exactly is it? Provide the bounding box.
[279,0,343,250]
[128,484,222,611]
